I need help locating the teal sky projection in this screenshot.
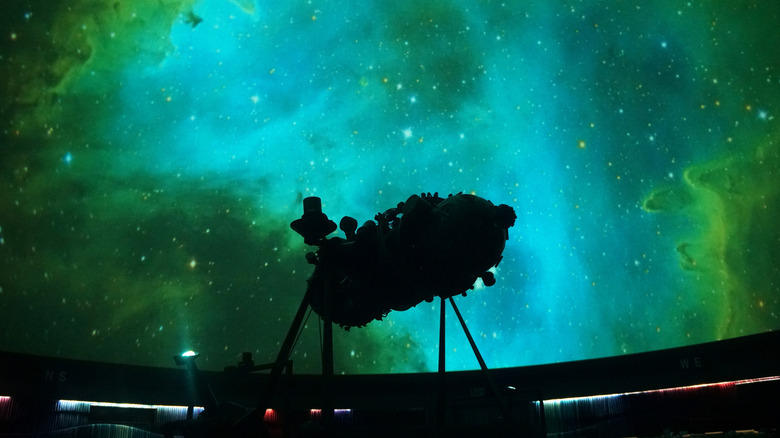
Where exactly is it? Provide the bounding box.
[1,0,778,374]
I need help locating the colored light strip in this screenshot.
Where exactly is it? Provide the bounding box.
[733,375,780,385]
[310,409,353,414]
[543,375,780,404]
[5,375,778,416]
[57,399,204,411]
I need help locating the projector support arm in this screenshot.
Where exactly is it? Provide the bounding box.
[437,297,447,428]
[438,296,509,426]
[238,261,336,434]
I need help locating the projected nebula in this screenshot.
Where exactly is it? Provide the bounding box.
[1,1,779,373]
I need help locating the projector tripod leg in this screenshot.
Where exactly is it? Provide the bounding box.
[239,280,336,435]
[236,288,313,431]
[320,276,335,433]
[448,297,509,424]
[436,297,447,429]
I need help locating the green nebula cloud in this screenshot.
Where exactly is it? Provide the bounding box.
[643,134,780,340]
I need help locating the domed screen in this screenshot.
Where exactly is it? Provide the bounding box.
[1,0,778,373]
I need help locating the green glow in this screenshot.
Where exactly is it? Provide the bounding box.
[643,135,780,340]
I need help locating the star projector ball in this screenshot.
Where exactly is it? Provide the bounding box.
[291,192,517,328]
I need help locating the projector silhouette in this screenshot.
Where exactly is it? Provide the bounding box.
[291,192,517,328]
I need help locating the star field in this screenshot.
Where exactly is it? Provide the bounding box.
[1,0,779,373]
